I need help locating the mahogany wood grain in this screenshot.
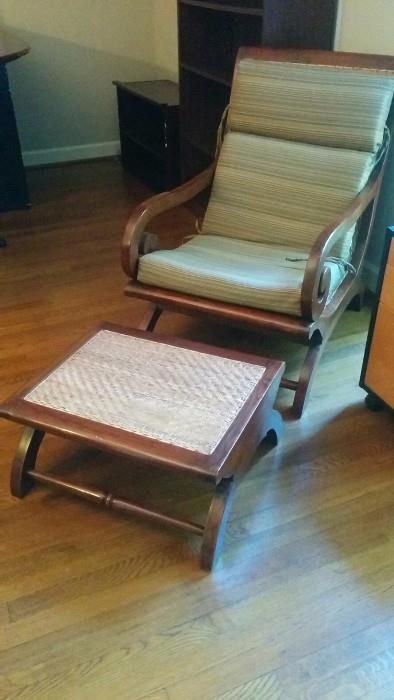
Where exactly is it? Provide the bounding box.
[0,323,284,483]
[121,164,215,277]
[301,134,389,321]
[121,48,394,415]
[300,173,382,321]
[237,46,394,73]
[10,427,44,497]
[1,318,283,569]
[1,160,394,697]
[125,282,313,341]
[124,280,367,419]
[138,303,163,331]
[27,470,205,537]
[200,478,235,571]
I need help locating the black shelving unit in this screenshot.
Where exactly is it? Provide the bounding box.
[177,0,339,181]
[113,80,180,192]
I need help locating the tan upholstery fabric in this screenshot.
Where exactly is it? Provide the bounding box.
[139,57,393,318]
[229,58,394,152]
[25,329,265,454]
[138,235,347,317]
[202,132,375,258]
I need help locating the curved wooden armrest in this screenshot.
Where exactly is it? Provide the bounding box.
[121,164,215,277]
[301,172,381,320]
[301,129,390,321]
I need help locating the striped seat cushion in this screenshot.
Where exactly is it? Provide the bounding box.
[202,132,376,259]
[138,235,348,317]
[138,59,394,319]
[229,58,394,151]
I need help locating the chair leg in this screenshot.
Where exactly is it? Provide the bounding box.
[292,285,365,417]
[200,478,235,571]
[138,304,162,332]
[292,338,327,419]
[347,290,365,312]
[10,427,45,498]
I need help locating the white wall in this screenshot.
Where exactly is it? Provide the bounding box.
[337,0,394,286]
[337,0,394,55]
[2,0,178,165]
[153,0,178,80]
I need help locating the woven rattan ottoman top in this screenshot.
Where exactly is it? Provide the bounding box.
[0,324,284,479]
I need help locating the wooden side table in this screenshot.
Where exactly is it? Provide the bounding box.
[0,323,284,570]
[113,80,180,192]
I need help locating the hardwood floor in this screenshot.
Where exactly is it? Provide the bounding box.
[0,159,393,700]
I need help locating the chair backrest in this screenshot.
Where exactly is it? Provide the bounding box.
[202,49,394,258]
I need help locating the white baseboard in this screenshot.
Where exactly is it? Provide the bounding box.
[362,260,379,292]
[22,141,120,167]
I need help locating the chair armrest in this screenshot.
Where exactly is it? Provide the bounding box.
[121,164,215,277]
[301,173,381,320]
[301,129,390,321]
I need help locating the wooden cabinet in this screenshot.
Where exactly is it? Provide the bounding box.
[0,31,30,214]
[113,80,180,192]
[361,227,394,411]
[177,0,339,180]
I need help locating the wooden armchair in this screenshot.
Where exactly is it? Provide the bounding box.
[122,49,394,417]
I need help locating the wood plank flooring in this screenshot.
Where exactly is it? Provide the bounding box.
[0,159,393,700]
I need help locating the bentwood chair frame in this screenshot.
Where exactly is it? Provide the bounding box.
[121,49,394,417]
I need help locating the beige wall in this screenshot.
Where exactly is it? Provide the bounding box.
[337,0,394,54]
[2,0,178,159]
[337,0,394,283]
[3,1,393,162]
[154,0,178,80]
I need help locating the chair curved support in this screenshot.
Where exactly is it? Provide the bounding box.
[121,49,394,417]
[301,169,383,321]
[121,164,215,278]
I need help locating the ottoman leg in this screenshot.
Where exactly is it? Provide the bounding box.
[263,409,284,446]
[200,478,235,571]
[11,427,45,498]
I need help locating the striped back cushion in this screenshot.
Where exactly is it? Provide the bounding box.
[201,131,376,257]
[228,58,394,151]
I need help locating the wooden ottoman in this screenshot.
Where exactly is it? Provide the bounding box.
[0,323,284,569]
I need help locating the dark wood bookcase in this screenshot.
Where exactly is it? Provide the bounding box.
[177,0,339,180]
[114,80,180,191]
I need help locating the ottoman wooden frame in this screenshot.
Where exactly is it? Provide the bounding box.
[0,323,284,570]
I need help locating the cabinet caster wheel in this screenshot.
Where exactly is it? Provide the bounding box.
[365,393,385,412]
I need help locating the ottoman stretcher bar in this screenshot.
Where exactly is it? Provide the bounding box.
[0,323,284,569]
